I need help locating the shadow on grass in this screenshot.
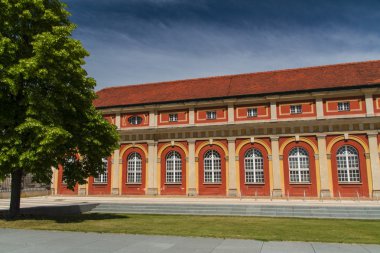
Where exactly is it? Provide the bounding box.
[1,212,129,223]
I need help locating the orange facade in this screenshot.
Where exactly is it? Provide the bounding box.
[277,100,316,119]
[323,96,366,116]
[234,104,270,121]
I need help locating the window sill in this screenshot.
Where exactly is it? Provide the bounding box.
[165,183,182,185]
[338,182,362,185]
[203,182,222,185]
[126,183,142,185]
[244,183,265,185]
[92,183,108,185]
[289,182,311,185]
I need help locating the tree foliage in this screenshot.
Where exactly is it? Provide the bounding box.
[0,0,119,194]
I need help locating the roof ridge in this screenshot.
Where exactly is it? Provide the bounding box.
[96,59,380,92]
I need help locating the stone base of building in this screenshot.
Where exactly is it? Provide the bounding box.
[78,188,86,196]
[112,188,119,195]
[272,189,282,197]
[147,188,158,196]
[228,188,238,197]
[373,190,380,198]
[187,188,197,196]
[320,189,331,198]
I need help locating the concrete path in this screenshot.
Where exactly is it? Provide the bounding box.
[0,228,379,253]
[1,196,380,210]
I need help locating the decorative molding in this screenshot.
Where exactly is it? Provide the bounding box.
[365,153,371,159]
[268,155,272,161]
[279,155,283,160]
[314,154,319,160]
[235,156,239,161]
[195,157,199,162]
[326,154,331,159]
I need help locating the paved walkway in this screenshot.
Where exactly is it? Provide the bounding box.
[1,196,380,210]
[0,229,379,253]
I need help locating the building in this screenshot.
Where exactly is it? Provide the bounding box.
[53,60,380,198]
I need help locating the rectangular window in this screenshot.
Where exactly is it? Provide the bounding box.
[94,171,108,183]
[337,101,350,111]
[290,105,302,114]
[247,108,258,117]
[94,158,108,183]
[206,111,217,120]
[169,113,178,122]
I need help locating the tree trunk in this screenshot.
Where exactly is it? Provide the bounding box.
[9,169,23,218]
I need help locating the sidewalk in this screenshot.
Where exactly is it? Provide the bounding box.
[1,195,380,210]
[0,228,379,253]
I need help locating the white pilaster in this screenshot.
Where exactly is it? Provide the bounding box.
[227,137,237,196]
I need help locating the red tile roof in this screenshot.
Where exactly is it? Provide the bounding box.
[94,60,380,108]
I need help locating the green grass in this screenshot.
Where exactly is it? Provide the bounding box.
[1,213,380,244]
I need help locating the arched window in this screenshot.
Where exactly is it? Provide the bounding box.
[336,145,360,183]
[204,150,221,183]
[288,147,310,183]
[166,151,182,183]
[244,149,264,183]
[127,152,142,183]
[94,158,108,183]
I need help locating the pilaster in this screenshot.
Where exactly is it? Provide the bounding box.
[365,93,375,117]
[227,137,237,197]
[316,97,324,120]
[111,149,120,195]
[147,141,158,195]
[270,101,277,121]
[187,139,197,196]
[317,134,331,197]
[270,136,282,196]
[368,131,380,196]
[227,103,235,124]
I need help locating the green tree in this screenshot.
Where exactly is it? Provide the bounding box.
[0,0,119,217]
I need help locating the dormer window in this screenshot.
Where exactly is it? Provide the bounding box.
[338,101,350,111]
[128,116,143,125]
[247,108,258,117]
[290,105,302,114]
[169,113,178,122]
[206,111,217,120]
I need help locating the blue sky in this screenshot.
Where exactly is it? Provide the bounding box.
[64,0,380,90]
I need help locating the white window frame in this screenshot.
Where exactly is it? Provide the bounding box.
[204,150,221,183]
[206,111,217,120]
[165,151,182,183]
[247,108,258,118]
[288,147,310,183]
[169,113,178,122]
[336,145,360,183]
[94,158,108,184]
[337,101,350,112]
[290,105,302,114]
[127,152,142,183]
[244,149,264,183]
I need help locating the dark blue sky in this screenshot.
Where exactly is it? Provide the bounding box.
[64,0,380,90]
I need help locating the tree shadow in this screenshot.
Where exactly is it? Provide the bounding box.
[1,211,129,223]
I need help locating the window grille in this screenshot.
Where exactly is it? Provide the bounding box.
[169,114,178,122]
[94,158,108,183]
[336,145,360,183]
[247,108,258,117]
[244,149,264,183]
[128,116,143,125]
[166,151,182,183]
[204,150,221,183]
[288,147,310,183]
[206,111,217,120]
[290,105,302,114]
[127,152,142,183]
[337,101,350,111]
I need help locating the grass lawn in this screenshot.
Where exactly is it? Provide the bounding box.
[1,213,380,244]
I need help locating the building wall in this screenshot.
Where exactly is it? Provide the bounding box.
[55,89,380,198]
